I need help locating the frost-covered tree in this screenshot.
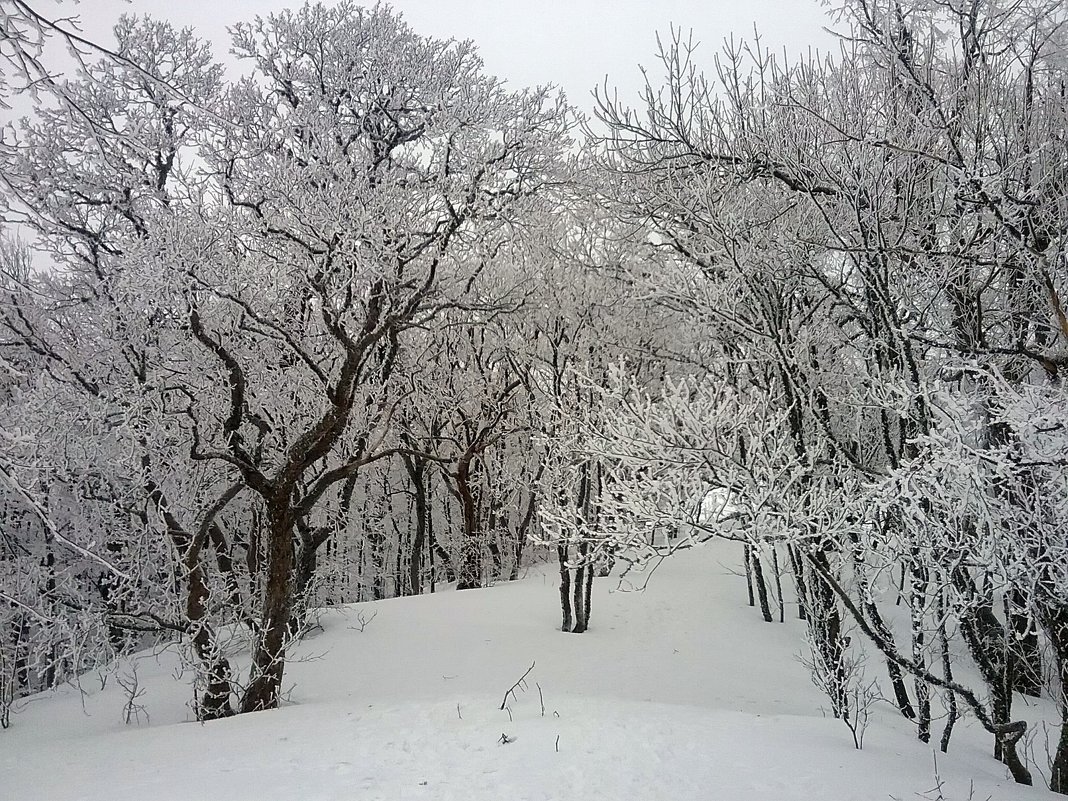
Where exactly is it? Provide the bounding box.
[582,0,1068,789]
[1,1,574,718]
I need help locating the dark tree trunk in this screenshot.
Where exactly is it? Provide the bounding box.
[185,551,236,720]
[208,523,247,621]
[41,544,57,688]
[486,489,505,581]
[428,485,438,592]
[455,455,483,590]
[848,528,915,719]
[750,546,773,623]
[952,566,1018,763]
[11,614,28,692]
[288,533,320,638]
[809,549,848,719]
[910,557,932,743]
[558,542,572,632]
[241,503,294,713]
[571,563,587,633]
[487,540,503,582]
[744,543,756,608]
[1008,590,1042,697]
[245,506,263,579]
[864,598,916,720]
[368,475,389,600]
[569,464,592,633]
[510,487,537,582]
[1042,604,1068,794]
[938,586,958,753]
[403,456,427,596]
[789,544,808,620]
[771,546,785,623]
[433,543,454,583]
[164,506,235,721]
[572,541,590,633]
[394,519,405,598]
[582,549,595,629]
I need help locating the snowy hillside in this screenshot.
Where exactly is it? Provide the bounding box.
[2,540,1055,801]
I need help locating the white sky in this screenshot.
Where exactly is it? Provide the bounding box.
[53,0,835,115]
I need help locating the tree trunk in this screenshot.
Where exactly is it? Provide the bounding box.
[455,456,483,590]
[952,566,1019,764]
[809,549,848,719]
[582,549,595,630]
[910,557,932,743]
[750,546,773,623]
[208,523,247,622]
[864,598,916,720]
[240,503,294,713]
[166,510,235,721]
[571,561,587,633]
[744,543,756,608]
[11,614,28,692]
[1042,603,1068,794]
[572,541,590,633]
[486,488,505,581]
[185,550,235,721]
[1008,589,1042,697]
[849,530,915,719]
[428,484,437,592]
[510,487,537,582]
[404,456,427,596]
[938,585,958,753]
[41,543,58,688]
[558,542,572,632]
[789,544,808,620]
[771,546,785,623]
[288,534,319,638]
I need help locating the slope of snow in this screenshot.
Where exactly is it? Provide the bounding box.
[2,540,1057,801]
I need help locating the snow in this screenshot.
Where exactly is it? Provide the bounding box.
[2,540,1057,801]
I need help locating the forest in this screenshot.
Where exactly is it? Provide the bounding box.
[1,0,1067,795]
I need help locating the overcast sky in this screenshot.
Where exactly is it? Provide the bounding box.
[56,0,836,115]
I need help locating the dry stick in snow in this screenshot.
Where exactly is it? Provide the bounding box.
[499,661,535,710]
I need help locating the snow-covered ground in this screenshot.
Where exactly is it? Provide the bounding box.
[3,540,1057,800]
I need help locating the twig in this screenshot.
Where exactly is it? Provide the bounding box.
[0,462,131,581]
[499,661,535,710]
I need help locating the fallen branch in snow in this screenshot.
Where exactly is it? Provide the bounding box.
[347,610,378,633]
[499,661,535,710]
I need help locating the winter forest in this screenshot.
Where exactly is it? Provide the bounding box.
[2,0,1068,798]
